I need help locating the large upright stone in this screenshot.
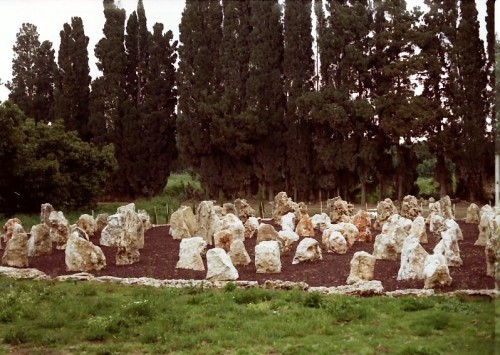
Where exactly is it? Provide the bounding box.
[374,198,398,229]
[76,214,97,238]
[206,248,239,281]
[485,216,499,278]
[138,210,152,231]
[322,228,347,254]
[244,217,259,239]
[2,224,28,268]
[311,213,331,232]
[353,210,372,242]
[397,236,429,281]
[196,201,222,245]
[116,247,140,265]
[214,230,233,252]
[426,201,442,225]
[381,214,410,253]
[2,218,22,244]
[272,192,301,224]
[121,207,144,249]
[278,230,299,254]
[235,199,256,223]
[40,203,55,225]
[346,251,376,284]
[169,206,197,240]
[221,213,245,241]
[430,214,445,234]
[423,254,452,289]
[100,214,124,247]
[329,222,359,248]
[281,212,296,232]
[27,223,51,257]
[292,238,322,264]
[434,228,462,267]
[372,233,398,260]
[409,216,427,244]
[223,203,237,216]
[65,229,106,272]
[444,219,463,241]
[228,239,251,266]
[327,197,352,223]
[95,213,109,232]
[400,195,422,220]
[439,195,454,220]
[475,211,495,246]
[48,211,71,250]
[465,203,480,224]
[295,214,315,238]
[255,241,281,273]
[176,237,207,271]
[256,223,280,245]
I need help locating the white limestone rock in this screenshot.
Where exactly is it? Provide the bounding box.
[426,201,442,226]
[423,254,452,289]
[400,195,422,220]
[322,229,347,254]
[221,213,245,241]
[27,223,51,257]
[65,229,106,272]
[409,216,427,244]
[475,211,495,246]
[397,236,429,281]
[214,230,233,252]
[329,222,359,248]
[430,214,445,234]
[40,203,55,225]
[272,192,301,224]
[176,237,207,271]
[311,213,332,232]
[100,213,124,247]
[292,238,322,265]
[327,197,352,223]
[137,209,152,231]
[244,217,259,239]
[196,201,222,245]
[382,215,410,253]
[2,224,29,268]
[169,206,198,240]
[374,198,398,229]
[256,223,280,245]
[206,248,239,281]
[255,240,281,273]
[439,195,454,220]
[372,233,398,260]
[76,214,97,238]
[465,203,480,224]
[444,219,463,241]
[485,218,500,277]
[121,207,145,249]
[48,211,71,250]
[480,204,494,218]
[228,239,251,266]
[278,230,299,253]
[1,218,22,245]
[280,212,296,232]
[234,198,256,223]
[434,228,462,267]
[295,213,315,238]
[346,251,376,284]
[116,246,140,265]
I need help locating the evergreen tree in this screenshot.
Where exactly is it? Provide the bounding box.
[33,40,56,122]
[55,17,91,140]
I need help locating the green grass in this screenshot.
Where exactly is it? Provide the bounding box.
[0,278,495,354]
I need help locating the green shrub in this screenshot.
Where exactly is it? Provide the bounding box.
[303,292,323,308]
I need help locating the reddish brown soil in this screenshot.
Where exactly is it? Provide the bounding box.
[29,220,494,292]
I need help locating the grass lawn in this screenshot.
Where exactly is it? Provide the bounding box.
[0,278,495,354]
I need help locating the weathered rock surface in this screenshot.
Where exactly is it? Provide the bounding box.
[100,214,124,247]
[353,210,372,242]
[372,233,398,260]
[374,198,398,229]
[2,224,29,268]
[423,254,452,289]
[311,213,331,232]
[322,229,347,254]
[176,237,207,271]
[196,201,221,245]
[95,213,109,232]
[444,219,463,241]
[272,192,301,223]
[48,211,71,250]
[278,230,299,253]
[0,266,49,280]
[235,199,256,223]
[329,222,359,248]
[400,195,422,220]
[116,247,140,265]
[214,230,233,252]
[409,216,427,244]
[40,203,54,225]
[244,217,259,239]
[2,218,22,244]
[280,212,296,232]
[397,236,429,281]
[465,203,480,224]
[228,239,251,266]
[206,248,239,281]
[439,195,454,220]
[222,203,237,216]
[256,223,280,245]
[327,197,352,223]
[475,211,494,246]
[434,228,462,267]
[138,209,152,231]
[309,280,384,296]
[255,240,281,273]
[221,213,245,241]
[292,238,322,264]
[295,214,315,238]
[426,201,442,225]
[76,214,97,237]
[430,214,445,234]
[169,206,197,240]
[65,229,106,272]
[381,214,411,253]
[27,223,51,257]
[485,225,499,278]
[346,251,376,284]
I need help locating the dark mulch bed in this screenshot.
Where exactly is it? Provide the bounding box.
[28,220,494,292]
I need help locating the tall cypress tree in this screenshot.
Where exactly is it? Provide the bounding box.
[55,17,91,140]
[33,40,56,122]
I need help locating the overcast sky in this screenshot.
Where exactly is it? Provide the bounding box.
[0,0,496,102]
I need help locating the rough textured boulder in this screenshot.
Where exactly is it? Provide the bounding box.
[221,213,245,241]
[322,229,347,254]
[372,233,398,260]
[2,218,22,244]
[95,213,109,232]
[40,203,55,225]
[409,216,427,244]
[374,198,398,229]
[426,201,442,225]
[206,248,239,281]
[2,224,29,267]
[295,214,315,238]
[311,213,331,232]
[228,239,251,266]
[397,236,429,281]
[480,204,494,218]
[400,195,422,220]
[256,223,280,245]
[280,212,296,232]
[76,214,97,238]
[138,209,152,231]
[272,192,301,223]
[278,230,299,253]
[327,197,352,223]
[65,229,106,272]
[423,254,452,289]
[121,206,145,249]
[430,214,445,234]
[329,222,359,248]
[116,246,140,265]
[381,215,410,253]
[48,211,71,250]
[235,198,256,223]
[475,211,494,246]
[244,217,259,239]
[100,214,124,247]
[27,224,51,257]
[485,215,499,278]
[176,237,207,271]
[196,201,222,245]
[169,206,197,240]
[465,203,480,224]
[255,240,281,273]
[292,238,322,264]
[353,210,372,242]
[434,228,462,267]
[444,219,463,241]
[214,230,233,252]
[439,195,454,220]
[222,203,237,216]
[346,251,376,284]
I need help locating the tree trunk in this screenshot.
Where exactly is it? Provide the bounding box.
[435,153,448,197]
[360,180,366,206]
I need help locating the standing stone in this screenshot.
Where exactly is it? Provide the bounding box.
[256,223,280,245]
[322,229,347,254]
[485,216,499,278]
[121,208,144,249]
[95,213,109,232]
[206,248,239,281]
[196,201,222,245]
[138,209,153,231]
[228,239,251,266]
[295,214,315,238]
[281,212,296,232]
[346,251,376,284]
[439,195,454,220]
[426,201,442,225]
[2,218,22,244]
[235,198,256,223]
[2,224,29,267]
[374,198,398,229]
[255,240,281,273]
[272,192,301,224]
[327,197,352,223]
[244,217,259,239]
[381,215,410,253]
[444,219,463,241]
[40,203,55,225]
[176,237,207,271]
[329,222,359,248]
[430,214,445,234]
[353,210,372,242]
[465,203,480,224]
[116,246,140,265]
[311,213,331,232]
[278,230,299,254]
[76,214,97,238]
[434,229,462,267]
[400,195,422,221]
[292,238,322,264]
[214,230,233,252]
[48,211,71,250]
[423,254,452,289]
[221,214,245,241]
[100,214,124,247]
[169,206,198,240]
[480,204,494,218]
[397,236,429,281]
[409,216,427,244]
[27,223,52,257]
[475,211,495,246]
[65,229,106,272]
[372,234,398,260]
